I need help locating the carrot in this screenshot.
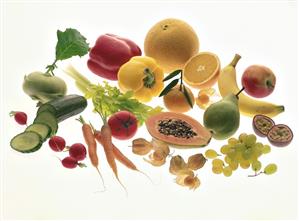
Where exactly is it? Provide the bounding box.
[94,131,153,183]
[100,123,127,194]
[77,116,105,190]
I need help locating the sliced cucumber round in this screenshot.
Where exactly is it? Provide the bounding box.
[25,123,51,141]
[10,131,43,153]
[34,111,58,135]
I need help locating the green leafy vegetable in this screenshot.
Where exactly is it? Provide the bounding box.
[64,65,162,125]
[46,28,89,75]
[56,28,90,60]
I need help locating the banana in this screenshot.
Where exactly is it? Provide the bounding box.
[218,54,284,117]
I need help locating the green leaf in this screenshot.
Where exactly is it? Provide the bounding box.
[183,85,194,108]
[55,28,89,61]
[163,69,182,82]
[159,78,179,97]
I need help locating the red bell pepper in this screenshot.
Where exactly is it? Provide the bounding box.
[87,34,142,80]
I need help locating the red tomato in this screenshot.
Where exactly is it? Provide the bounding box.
[108,111,138,140]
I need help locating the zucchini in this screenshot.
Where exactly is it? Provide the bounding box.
[25,123,51,141]
[37,94,87,122]
[34,111,58,135]
[10,131,43,153]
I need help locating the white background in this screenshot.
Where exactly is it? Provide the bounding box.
[1,0,298,220]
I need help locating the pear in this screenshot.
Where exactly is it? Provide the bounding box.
[203,90,243,140]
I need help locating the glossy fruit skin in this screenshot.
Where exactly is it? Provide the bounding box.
[87,34,141,80]
[48,136,66,152]
[163,85,194,113]
[10,111,27,125]
[69,143,87,161]
[241,65,276,98]
[108,111,138,140]
[62,156,78,169]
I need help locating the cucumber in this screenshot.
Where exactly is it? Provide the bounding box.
[10,131,43,153]
[25,123,51,141]
[34,111,58,135]
[37,94,87,122]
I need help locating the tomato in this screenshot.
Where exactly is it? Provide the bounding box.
[108,111,138,140]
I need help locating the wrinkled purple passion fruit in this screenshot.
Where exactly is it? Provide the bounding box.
[252,115,275,137]
[267,124,293,147]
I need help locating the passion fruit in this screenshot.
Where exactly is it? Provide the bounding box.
[252,114,275,137]
[267,124,293,147]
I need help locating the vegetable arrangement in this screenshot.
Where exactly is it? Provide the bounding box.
[10,18,294,193]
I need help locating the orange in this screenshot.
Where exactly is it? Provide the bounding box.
[163,85,195,113]
[183,52,221,89]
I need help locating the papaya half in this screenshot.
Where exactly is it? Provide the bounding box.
[145,112,212,148]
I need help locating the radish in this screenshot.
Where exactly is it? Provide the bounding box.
[69,143,87,161]
[10,111,27,125]
[49,136,66,152]
[62,156,78,169]
[108,111,138,140]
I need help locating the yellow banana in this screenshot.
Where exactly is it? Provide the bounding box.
[218,54,284,117]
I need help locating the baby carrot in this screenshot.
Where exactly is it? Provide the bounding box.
[94,131,152,183]
[77,116,105,190]
[100,123,127,194]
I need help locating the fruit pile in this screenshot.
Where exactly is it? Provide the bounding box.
[9,18,293,192]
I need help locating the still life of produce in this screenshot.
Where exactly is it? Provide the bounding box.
[10,18,293,193]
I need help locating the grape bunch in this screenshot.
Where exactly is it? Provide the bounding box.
[204,133,277,177]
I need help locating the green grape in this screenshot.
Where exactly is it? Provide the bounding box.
[253,142,263,150]
[251,160,262,172]
[221,145,231,154]
[212,159,224,167]
[239,133,248,143]
[223,166,232,177]
[224,156,232,164]
[228,137,238,146]
[262,145,271,154]
[212,166,223,174]
[244,134,257,146]
[242,147,253,160]
[227,150,237,160]
[240,160,250,169]
[205,149,219,159]
[228,161,238,171]
[264,164,277,175]
[235,143,246,152]
[252,147,263,159]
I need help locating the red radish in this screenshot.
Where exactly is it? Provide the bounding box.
[10,111,27,125]
[69,143,87,161]
[108,111,138,140]
[49,136,66,152]
[62,156,78,169]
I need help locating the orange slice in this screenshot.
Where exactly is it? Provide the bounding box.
[183,52,221,89]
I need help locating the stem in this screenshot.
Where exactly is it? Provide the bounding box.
[235,87,245,99]
[45,59,58,76]
[248,171,263,177]
[76,115,86,125]
[229,54,241,68]
[180,71,183,91]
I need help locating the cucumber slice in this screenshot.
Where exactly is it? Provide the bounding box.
[25,123,51,141]
[34,111,58,135]
[10,131,43,153]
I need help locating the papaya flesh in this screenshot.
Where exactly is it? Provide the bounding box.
[145,112,212,148]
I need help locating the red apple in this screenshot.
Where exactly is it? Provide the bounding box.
[241,65,276,98]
